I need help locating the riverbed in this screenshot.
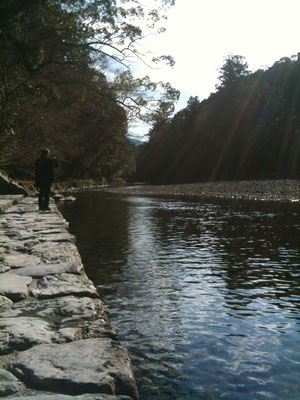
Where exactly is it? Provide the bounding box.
[59,188,300,400]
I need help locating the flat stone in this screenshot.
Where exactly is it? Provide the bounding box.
[0,368,23,395]
[13,262,83,278]
[2,240,27,253]
[1,218,29,225]
[34,216,67,225]
[0,234,9,243]
[0,317,55,354]
[64,196,76,202]
[0,194,25,213]
[52,319,114,343]
[0,273,32,301]
[0,195,25,202]
[24,239,41,249]
[34,228,67,235]
[6,296,107,322]
[8,394,132,400]
[3,211,28,217]
[5,230,36,241]
[53,193,65,201]
[4,230,20,238]
[0,199,14,213]
[11,338,138,399]
[0,295,13,310]
[0,254,42,269]
[0,331,9,352]
[31,242,81,263]
[79,319,115,340]
[31,221,69,230]
[31,274,99,299]
[38,232,76,243]
[0,265,10,273]
[1,296,114,346]
[1,211,23,217]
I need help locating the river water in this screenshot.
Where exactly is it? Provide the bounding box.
[59,191,300,400]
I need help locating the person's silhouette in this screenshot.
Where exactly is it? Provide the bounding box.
[35,148,57,211]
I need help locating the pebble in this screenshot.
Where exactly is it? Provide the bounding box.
[103,179,300,203]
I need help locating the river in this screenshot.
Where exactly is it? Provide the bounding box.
[59,191,300,400]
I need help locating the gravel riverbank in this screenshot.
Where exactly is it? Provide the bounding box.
[103,179,300,204]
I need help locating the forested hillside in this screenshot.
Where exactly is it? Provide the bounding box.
[137,54,300,183]
[0,0,178,182]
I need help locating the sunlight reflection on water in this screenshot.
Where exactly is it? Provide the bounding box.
[60,192,300,400]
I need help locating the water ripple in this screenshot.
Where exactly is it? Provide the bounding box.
[60,192,300,400]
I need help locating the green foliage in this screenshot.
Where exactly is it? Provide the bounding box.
[217,54,250,89]
[111,71,179,123]
[0,0,178,181]
[137,54,300,183]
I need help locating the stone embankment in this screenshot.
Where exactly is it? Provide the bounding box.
[0,196,138,400]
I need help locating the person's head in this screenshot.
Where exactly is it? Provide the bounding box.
[40,148,50,157]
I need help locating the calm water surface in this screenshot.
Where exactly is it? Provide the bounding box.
[59,191,300,400]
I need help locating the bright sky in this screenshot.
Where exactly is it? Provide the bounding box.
[129,0,300,139]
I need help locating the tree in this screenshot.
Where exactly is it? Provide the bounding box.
[4,64,137,181]
[0,0,179,178]
[216,54,250,89]
[0,0,178,137]
[137,54,300,183]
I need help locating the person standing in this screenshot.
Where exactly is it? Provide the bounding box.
[35,148,57,211]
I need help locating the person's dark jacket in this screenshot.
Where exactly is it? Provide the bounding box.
[35,156,56,188]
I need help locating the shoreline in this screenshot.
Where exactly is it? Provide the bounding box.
[0,197,138,400]
[12,178,300,205]
[101,179,300,204]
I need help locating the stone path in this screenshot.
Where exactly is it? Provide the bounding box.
[0,195,24,213]
[0,197,138,400]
